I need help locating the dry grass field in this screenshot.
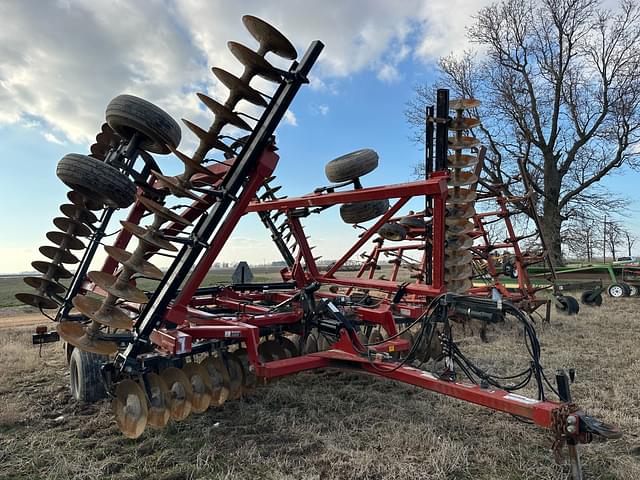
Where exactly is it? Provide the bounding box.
[0,298,639,480]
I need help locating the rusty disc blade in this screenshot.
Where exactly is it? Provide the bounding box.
[182,363,213,413]
[160,367,193,421]
[446,234,474,250]
[181,119,235,155]
[447,188,477,204]
[46,231,85,251]
[228,41,282,82]
[96,131,121,147]
[225,354,244,400]
[201,356,231,406]
[446,204,476,219]
[445,250,474,268]
[90,143,107,160]
[57,321,118,355]
[230,348,258,393]
[88,271,149,304]
[277,336,299,358]
[448,171,478,188]
[168,146,217,179]
[445,264,473,281]
[258,339,288,362]
[120,220,178,252]
[23,276,66,295]
[104,245,163,280]
[73,295,133,330]
[242,15,297,60]
[15,292,59,309]
[303,330,319,354]
[449,117,481,131]
[137,195,192,227]
[196,93,252,131]
[151,171,201,202]
[448,154,479,169]
[39,245,79,264]
[449,136,481,150]
[212,67,267,107]
[53,217,92,237]
[446,278,473,294]
[31,260,72,279]
[316,334,331,351]
[449,98,481,110]
[112,379,148,439]
[60,204,98,224]
[67,191,103,211]
[144,372,171,428]
[446,219,475,235]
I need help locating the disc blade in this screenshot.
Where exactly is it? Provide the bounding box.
[14,292,59,309]
[182,363,213,413]
[137,195,192,227]
[46,231,85,251]
[151,171,201,202]
[181,119,235,155]
[57,321,118,355]
[112,379,148,439]
[212,67,267,107]
[120,220,178,252]
[60,204,98,224]
[228,41,282,82]
[448,171,479,188]
[67,190,103,211]
[445,250,474,267]
[31,260,72,279]
[449,117,481,131]
[449,136,481,150]
[448,154,479,169]
[53,217,92,237]
[23,276,66,295]
[446,234,474,250]
[258,339,288,362]
[200,356,231,406]
[242,15,297,60]
[302,331,319,354]
[160,367,193,421]
[445,264,473,281]
[447,188,477,204]
[104,245,164,280]
[230,348,258,393]
[449,98,481,110]
[225,354,244,400]
[72,295,133,330]
[88,270,149,304]
[446,220,475,235]
[39,245,79,264]
[277,336,299,358]
[197,93,252,131]
[144,372,171,428]
[446,278,473,294]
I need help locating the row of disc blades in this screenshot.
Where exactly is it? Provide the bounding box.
[445,98,482,293]
[57,15,301,357]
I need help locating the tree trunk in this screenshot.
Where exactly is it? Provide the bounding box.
[540,161,563,267]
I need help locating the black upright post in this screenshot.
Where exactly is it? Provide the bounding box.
[435,89,450,171]
[425,105,434,285]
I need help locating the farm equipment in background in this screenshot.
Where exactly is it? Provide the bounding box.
[16,15,621,479]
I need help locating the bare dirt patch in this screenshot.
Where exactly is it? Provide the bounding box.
[0,299,639,479]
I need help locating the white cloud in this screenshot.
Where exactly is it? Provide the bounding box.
[43,132,64,145]
[318,104,330,116]
[0,0,488,148]
[283,109,298,127]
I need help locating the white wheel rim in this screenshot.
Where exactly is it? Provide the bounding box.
[610,286,623,297]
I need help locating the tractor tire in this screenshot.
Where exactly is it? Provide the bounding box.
[555,295,579,315]
[510,266,519,279]
[69,348,107,403]
[399,216,426,229]
[325,149,378,183]
[56,153,136,208]
[580,290,603,306]
[340,199,389,224]
[378,222,407,241]
[503,263,514,277]
[620,283,632,297]
[628,284,639,297]
[607,283,626,298]
[106,94,181,154]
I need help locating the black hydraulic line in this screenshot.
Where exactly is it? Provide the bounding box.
[120,41,325,366]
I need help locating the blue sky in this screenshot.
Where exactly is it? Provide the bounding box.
[1,0,639,273]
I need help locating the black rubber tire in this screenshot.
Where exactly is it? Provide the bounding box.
[69,348,107,403]
[620,283,632,297]
[503,263,514,277]
[580,290,603,306]
[340,199,390,224]
[607,283,626,298]
[378,222,407,241]
[57,154,136,208]
[565,295,580,314]
[628,284,639,296]
[106,94,181,154]
[325,149,379,183]
[399,216,426,229]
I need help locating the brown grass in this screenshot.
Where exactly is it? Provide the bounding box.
[0,299,639,480]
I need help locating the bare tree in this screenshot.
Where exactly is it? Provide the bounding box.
[606,220,623,260]
[406,0,640,266]
[623,229,638,256]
